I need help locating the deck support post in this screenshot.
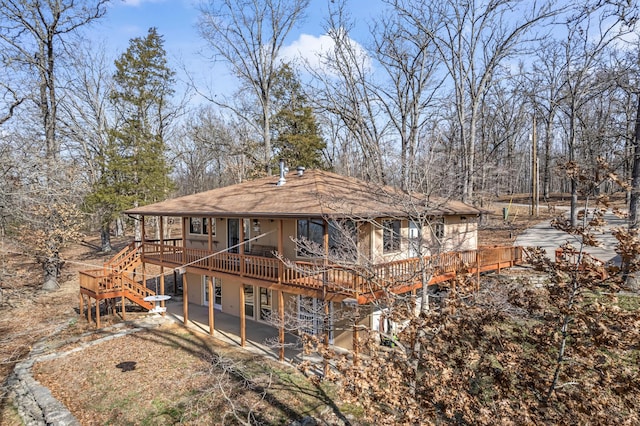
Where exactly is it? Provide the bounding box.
[476,251,481,291]
[160,266,166,316]
[87,297,92,324]
[279,290,285,362]
[322,220,330,374]
[240,285,246,347]
[121,295,126,320]
[208,276,214,336]
[96,299,101,328]
[352,301,359,366]
[79,293,84,320]
[183,272,189,325]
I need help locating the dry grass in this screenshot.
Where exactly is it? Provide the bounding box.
[31,322,343,425]
[0,238,354,425]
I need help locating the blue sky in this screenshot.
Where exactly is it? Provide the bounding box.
[93,0,382,97]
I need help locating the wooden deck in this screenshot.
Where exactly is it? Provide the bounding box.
[136,243,522,302]
[78,243,523,327]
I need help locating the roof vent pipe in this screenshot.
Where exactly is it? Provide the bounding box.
[296,166,305,177]
[277,159,287,186]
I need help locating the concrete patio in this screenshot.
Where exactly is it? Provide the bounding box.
[163,297,306,364]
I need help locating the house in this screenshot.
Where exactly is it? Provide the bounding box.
[79,167,522,359]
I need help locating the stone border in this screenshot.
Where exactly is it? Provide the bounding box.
[7,315,168,426]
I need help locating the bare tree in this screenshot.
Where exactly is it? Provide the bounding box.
[400,0,559,203]
[58,40,113,190]
[309,2,389,184]
[371,0,443,191]
[197,0,310,175]
[0,82,25,126]
[0,0,107,290]
[59,40,119,250]
[556,5,633,226]
[171,106,258,195]
[527,39,565,201]
[477,74,531,201]
[0,0,108,163]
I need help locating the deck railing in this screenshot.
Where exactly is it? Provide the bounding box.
[80,242,523,300]
[134,243,523,298]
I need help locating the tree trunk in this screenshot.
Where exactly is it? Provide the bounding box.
[115,217,124,236]
[628,94,640,232]
[624,93,640,289]
[543,117,553,200]
[263,104,272,176]
[42,255,60,291]
[101,222,112,253]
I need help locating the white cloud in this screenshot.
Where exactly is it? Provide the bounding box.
[280,33,335,68]
[120,0,165,7]
[280,32,372,75]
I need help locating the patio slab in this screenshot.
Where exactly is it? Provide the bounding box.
[163,299,305,363]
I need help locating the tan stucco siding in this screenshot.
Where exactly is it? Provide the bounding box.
[185,272,204,305]
[440,216,478,252]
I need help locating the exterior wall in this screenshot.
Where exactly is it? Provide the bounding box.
[184,218,223,251]
[185,272,204,305]
[281,220,298,260]
[186,271,292,325]
[246,218,279,251]
[441,216,478,252]
[183,269,432,351]
[182,214,479,263]
[331,304,372,351]
[177,214,479,349]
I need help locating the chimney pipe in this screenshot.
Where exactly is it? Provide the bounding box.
[296,166,305,176]
[277,159,287,186]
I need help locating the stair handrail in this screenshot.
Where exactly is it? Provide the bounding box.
[106,241,141,273]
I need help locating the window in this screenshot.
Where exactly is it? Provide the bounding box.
[433,217,445,240]
[244,285,254,318]
[297,218,324,256]
[383,220,401,253]
[328,219,357,260]
[203,276,222,309]
[259,287,272,321]
[189,217,215,236]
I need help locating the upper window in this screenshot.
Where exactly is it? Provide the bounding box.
[383,220,401,253]
[433,217,445,240]
[297,218,325,256]
[297,219,359,258]
[328,219,358,260]
[189,217,215,236]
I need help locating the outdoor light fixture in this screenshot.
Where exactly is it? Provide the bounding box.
[253,219,261,232]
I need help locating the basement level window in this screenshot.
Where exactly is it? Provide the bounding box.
[189,217,215,236]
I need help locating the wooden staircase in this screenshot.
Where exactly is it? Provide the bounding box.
[79,242,162,326]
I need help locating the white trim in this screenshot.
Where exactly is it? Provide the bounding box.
[202,276,222,310]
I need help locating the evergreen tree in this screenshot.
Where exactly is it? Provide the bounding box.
[86,28,175,250]
[271,63,326,170]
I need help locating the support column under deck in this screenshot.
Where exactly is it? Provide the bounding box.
[208,276,214,336]
[183,272,189,325]
[240,285,246,347]
[279,290,284,362]
[78,293,83,321]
